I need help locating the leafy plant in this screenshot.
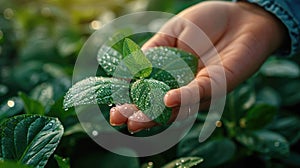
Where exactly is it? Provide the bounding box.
[0,115,64,167]
[63,38,198,124]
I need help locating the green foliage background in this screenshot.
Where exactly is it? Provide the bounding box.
[1,0,300,167]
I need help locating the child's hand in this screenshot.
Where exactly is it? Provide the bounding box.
[110,1,288,133]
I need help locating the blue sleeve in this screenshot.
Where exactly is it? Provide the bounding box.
[234,0,300,56]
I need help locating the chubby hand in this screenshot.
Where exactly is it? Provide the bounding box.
[110,1,288,133]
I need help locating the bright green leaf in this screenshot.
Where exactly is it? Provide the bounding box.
[122,38,152,78]
[63,77,130,109]
[54,155,70,168]
[131,79,171,124]
[19,92,45,115]
[162,157,204,168]
[244,104,277,130]
[0,114,64,167]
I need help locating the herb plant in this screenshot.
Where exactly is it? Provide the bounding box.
[63,38,198,124]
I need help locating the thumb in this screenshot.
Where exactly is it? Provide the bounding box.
[164,65,227,107]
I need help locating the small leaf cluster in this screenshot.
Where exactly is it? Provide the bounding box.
[63,38,198,124]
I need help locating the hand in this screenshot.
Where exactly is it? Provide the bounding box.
[110,1,288,133]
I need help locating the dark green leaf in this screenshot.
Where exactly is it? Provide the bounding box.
[145,47,198,88]
[260,59,300,78]
[30,83,54,113]
[122,38,152,78]
[131,79,171,124]
[54,155,70,168]
[256,87,281,106]
[224,84,255,121]
[0,97,23,122]
[73,149,139,168]
[0,160,32,168]
[63,77,130,109]
[244,104,277,130]
[0,84,8,97]
[178,135,236,167]
[278,80,300,106]
[0,114,64,167]
[19,92,45,115]
[268,115,300,144]
[236,130,289,158]
[162,157,204,168]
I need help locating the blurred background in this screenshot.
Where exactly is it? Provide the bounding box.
[1,0,300,168]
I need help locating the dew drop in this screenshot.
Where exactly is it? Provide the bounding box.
[64,108,69,111]
[180,159,185,163]
[130,132,134,135]
[92,130,98,136]
[108,103,113,107]
[7,100,15,108]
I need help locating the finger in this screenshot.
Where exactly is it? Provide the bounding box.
[127,111,157,133]
[164,65,226,107]
[109,104,138,126]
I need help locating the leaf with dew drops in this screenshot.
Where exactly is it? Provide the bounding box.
[0,114,64,167]
[162,157,204,168]
[130,79,171,124]
[63,77,131,109]
[122,38,152,78]
[145,47,198,88]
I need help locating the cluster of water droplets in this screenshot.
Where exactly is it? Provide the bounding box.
[63,77,130,109]
[145,47,195,87]
[97,45,122,75]
[130,79,171,123]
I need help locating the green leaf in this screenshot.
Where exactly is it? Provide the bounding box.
[97,45,124,77]
[107,29,132,53]
[236,130,289,158]
[97,44,198,82]
[0,160,32,168]
[162,157,204,168]
[63,77,130,109]
[122,38,152,78]
[0,114,64,167]
[54,155,70,168]
[131,79,171,124]
[19,92,45,115]
[224,84,255,121]
[145,47,198,88]
[0,97,24,122]
[30,83,54,113]
[277,80,300,106]
[178,135,236,167]
[268,115,300,144]
[244,104,277,130]
[260,59,300,78]
[256,87,281,106]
